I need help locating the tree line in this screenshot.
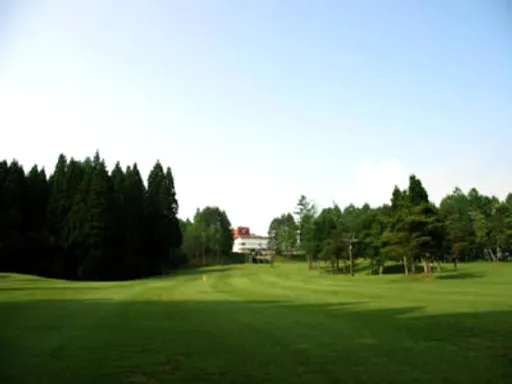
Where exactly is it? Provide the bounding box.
[0,152,234,281]
[3,152,512,280]
[268,175,512,275]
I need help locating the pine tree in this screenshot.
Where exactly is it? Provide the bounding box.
[381,185,411,274]
[65,175,89,278]
[404,175,439,273]
[3,160,27,235]
[146,161,168,274]
[123,164,147,278]
[163,166,183,262]
[81,151,112,279]
[23,166,50,274]
[47,154,69,247]
[0,152,186,280]
[105,162,125,278]
[439,188,475,262]
[218,210,233,262]
[26,166,50,233]
[0,160,27,272]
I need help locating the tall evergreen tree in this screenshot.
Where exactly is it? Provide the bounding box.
[380,185,411,274]
[0,160,27,271]
[123,164,147,278]
[105,161,126,279]
[47,154,69,248]
[163,166,183,265]
[82,151,112,279]
[26,166,50,233]
[145,161,171,274]
[0,152,184,280]
[405,175,438,273]
[4,149,512,281]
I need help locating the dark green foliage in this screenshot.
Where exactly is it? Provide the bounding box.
[294,195,317,251]
[181,206,234,266]
[267,213,297,255]
[144,162,183,275]
[2,152,512,281]
[122,164,148,277]
[275,174,512,276]
[0,152,184,281]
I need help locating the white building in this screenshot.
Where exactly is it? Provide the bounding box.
[232,235,269,254]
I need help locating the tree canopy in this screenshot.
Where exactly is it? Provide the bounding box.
[0,152,185,280]
[2,152,512,280]
[268,176,512,275]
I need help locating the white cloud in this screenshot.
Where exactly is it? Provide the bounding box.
[420,157,512,204]
[230,157,512,236]
[334,157,512,210]
[340,158,411,208]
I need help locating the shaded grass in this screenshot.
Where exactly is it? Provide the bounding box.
[436,271,486,280]
[1,263,512,383]
[169,266,235,277]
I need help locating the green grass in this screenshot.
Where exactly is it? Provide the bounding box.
[1,263,512,384]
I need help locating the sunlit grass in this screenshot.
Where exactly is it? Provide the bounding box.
[1,262,511,383]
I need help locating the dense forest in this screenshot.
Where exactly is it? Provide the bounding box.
[1,153,512,281]
[269,176,512,275]
[0,152,234,281]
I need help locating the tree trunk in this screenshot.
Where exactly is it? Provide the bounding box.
[411,258,416,274]
[331,259,336,274]
[349,245,354,277]
[378,264,384,276]
[342,257,347,273]
[403,255,409,275]
[488,248,497,262]
[308,255,312,271]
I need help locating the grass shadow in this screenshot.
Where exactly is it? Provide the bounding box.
[167,266,235,278]
[381,263,406,275]
[0,285,109,292]
[0,298,511,383]
[436,271,486,280]
[0,275,48,283]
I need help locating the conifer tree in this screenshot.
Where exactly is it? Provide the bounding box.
[47,154,69,247]
[82,151,111,279]
[123,164,147,278]
[106,162,126,279]
[146,161,168,274]
[164,166,183,257]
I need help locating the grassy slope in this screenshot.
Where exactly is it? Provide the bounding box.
[0,263,511,384]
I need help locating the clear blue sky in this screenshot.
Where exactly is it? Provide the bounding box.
[1,0,511,235]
